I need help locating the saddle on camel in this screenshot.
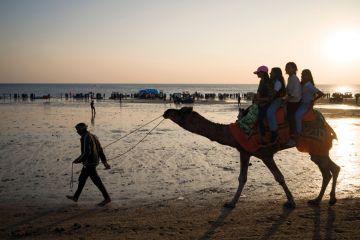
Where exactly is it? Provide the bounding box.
[163,106,340,209]
[229,104,337,156]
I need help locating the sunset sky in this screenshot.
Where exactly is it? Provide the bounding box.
[1,0,360,84]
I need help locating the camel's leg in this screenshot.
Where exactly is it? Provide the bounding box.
[328,156,340,205]
[308,155,333,206]
[262,157,296,209]
[224,151,250,208]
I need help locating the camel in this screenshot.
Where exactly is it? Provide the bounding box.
[163,107,340,209]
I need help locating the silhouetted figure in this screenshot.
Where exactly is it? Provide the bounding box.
[285,62,301,146]
[90,100,96,116]
[253,65,272,145]
[295,69,325,135]
[237,95,241,106]
[356,93,360,105]
[66,123,111,206]
[267,67,286,144]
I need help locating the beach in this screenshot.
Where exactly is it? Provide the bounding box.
[2,0,360,238]
[1,100,360,239]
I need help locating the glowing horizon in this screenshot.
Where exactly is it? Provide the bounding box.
[1,0,360,85]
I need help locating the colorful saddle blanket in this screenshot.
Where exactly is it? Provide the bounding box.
[229,105,336,156]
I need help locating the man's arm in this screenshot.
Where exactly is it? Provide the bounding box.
[99,147,110,169]
[314,90,325,101]
[95,136,111,169]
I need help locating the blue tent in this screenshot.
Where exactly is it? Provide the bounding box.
[138,89,160,97]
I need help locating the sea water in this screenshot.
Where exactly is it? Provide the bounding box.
[0,83,359,98]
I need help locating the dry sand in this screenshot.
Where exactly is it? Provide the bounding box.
[0,100,360,239]
[2,197,360,239]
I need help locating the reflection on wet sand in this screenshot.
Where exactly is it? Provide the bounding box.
[329,118,360,195]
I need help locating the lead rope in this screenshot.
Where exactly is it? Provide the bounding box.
[107,118,165,161]
[103,115,163,149]
[70,163,74,191]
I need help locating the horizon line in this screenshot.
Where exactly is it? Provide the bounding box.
[1,82,359,86]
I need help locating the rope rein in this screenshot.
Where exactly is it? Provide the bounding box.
[70,163,74,191]
[107,118,165,161]
[103,115,163,149]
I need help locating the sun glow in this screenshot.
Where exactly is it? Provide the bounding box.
[332,119,359,162]
[324,29,360,64]
[330,118,360,189]
[334,86,354,94]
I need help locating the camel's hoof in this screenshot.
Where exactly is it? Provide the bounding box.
[329,197,337,205]
[308,199,321,206]
[224,202,236,209]
[283,201,296,209]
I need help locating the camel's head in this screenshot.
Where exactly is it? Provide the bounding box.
[163,107,193,120]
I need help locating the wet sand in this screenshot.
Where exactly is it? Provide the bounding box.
[0,100,360,239]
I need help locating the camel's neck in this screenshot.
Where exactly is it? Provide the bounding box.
[170,111,239,149]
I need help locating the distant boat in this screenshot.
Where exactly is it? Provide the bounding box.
[343,92,353,98]
[137,89,160,99]
[329,92,343,103]
[173,92,194,104]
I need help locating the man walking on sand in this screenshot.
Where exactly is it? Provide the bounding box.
[90,100,96,116]
[66,122,111,206]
